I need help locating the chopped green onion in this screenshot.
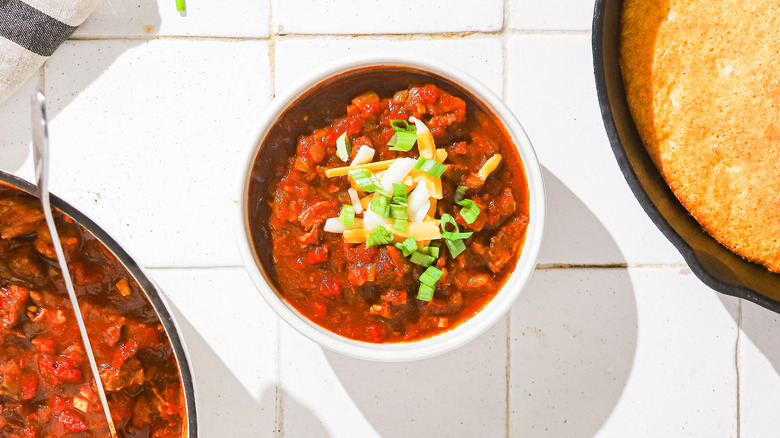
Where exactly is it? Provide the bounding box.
[440,214,467,258]
[388,131,418,152]
[445,238,467,258]
[390,204,407,220]
[393,218,408,232]
[370,194,391,217]
[390,119,416,133]
[339,205,355,226]
[413,157,447,178]
[366,226,393,248]
[454,186,468,203]
[393,183,407,199]
[441,231,473,240]
[419,266,444,286]
[423,245,440,258]
[457,199,481,224]
[336,132,351,162]
[349,168,384,193]
[417,284,435,301]
[395,237,418,257]
[439,214,459,233]
[410,251,435,267]
[176,0,186,12]
[387,120,419,152]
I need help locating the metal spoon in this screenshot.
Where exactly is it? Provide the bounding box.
[31,88,119,438]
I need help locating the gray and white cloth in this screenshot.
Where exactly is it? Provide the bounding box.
[0,0,99,103]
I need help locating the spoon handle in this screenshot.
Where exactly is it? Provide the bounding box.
[31,89,119,438]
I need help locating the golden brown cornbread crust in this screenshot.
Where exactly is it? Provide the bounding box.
[621,0,780,272]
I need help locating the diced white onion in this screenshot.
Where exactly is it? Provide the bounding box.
[379,157,416,190]
[350,146,375,166]
[348,188,363,214]
[323,217,363,233]
[409,116,430,133]
[362,210,389,230]
[407,183,431,223]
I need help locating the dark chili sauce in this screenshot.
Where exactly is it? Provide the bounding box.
[248,67,530,343]
[0,185,185,437]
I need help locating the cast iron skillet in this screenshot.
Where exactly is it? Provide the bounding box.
[592,0,780,313]
[0,170,199,436]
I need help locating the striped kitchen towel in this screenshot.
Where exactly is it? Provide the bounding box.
[0,0,100,103]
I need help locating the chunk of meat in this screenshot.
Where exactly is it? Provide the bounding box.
[100,356,144,392]
[487,188,516,226]
[0,197,44,239]
[297,201,337,230]
[486,216,529,273]
[33,221,80,261]
[0,285,29,329]
[454,271,495,291]
[7,245,44,278]
[100,341,145,392]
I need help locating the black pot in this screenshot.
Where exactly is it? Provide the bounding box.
[592,0,780,312]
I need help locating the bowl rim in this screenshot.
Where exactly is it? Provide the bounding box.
[0,170,199,437]
[591,0,780,313]
[236,53,546,361]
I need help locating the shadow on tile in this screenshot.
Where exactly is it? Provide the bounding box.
[719,296,780,373]
[278,387,332,438]
[324,318,510,438]
[506,167,637,437]
[539,167,625,263]
[324,166,638,437]
[167,302,278,437]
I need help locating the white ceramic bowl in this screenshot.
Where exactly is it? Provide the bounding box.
[236,54,545,362]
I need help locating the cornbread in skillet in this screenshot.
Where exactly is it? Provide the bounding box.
[621,0,780,272]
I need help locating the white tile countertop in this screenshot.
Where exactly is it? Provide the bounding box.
[1,1,778,437]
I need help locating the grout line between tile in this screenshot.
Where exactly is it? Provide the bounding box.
[736,299,742,438]
[275,318,284,438]
[65,29,591,43]
[269,2,283,436]
[501,3,510,435]
[67,34,270,41]
[505,310,511,438]
[536,263,689,269]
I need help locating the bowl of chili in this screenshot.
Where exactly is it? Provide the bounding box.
[0,171,197,436]
[238,54,545,361]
